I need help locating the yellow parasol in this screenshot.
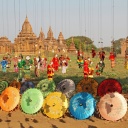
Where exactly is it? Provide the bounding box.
[43,92,68,119]
[0,87,20,112]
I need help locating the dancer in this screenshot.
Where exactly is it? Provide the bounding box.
[47,61,54,80]
[17,54,25,81]
[0,56,8,73]
[83,58,89,78]
[99,48,105,61]
[87,57,94,78]
[77,55,84,68]
[91,48,96,58]
[13,55,18,73]
[96,60,105,76]
[24,56,33,80]
[62,59,67,74]
[40,56,47,72]
[34,57,40,77]
[109,52,116,68]
[52,54,59,71]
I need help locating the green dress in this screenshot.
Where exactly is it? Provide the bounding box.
[18,59,25,81]
[24,59,33,79]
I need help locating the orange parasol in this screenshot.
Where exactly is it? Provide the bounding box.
[0,87,20,112]
[98,92,127,121]
[76,78,98,97]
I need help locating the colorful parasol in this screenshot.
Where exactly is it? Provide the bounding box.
[76,78,98,97]
[9,80,21,90]
[98,92,127,121]
[36,79,56,98]
[20,88,43,114]
[56,79,75,98]
[20,81,35,94]
[43,92,68,119]
[0,87,20,111]
[97,78,122,97]
[69,92,96,120]
[0,80,8,94]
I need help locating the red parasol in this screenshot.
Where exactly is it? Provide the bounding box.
[97,78,122,97]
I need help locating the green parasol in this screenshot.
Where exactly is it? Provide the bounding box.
[20,88,43,114]
[0,80,8,94]
[36,79,56,98]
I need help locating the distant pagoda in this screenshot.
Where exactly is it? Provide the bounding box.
[68,37,77,53]
[0,36,13,54]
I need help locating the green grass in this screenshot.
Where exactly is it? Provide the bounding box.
[0,53,128,93]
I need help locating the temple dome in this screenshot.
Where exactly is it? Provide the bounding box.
[58,32,64,40]
[22,16,33,33]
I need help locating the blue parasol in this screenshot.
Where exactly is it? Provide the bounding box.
[69,92,96,120]
[20,81,35,94]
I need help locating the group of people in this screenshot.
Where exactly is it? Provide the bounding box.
[2,47,128,81]
[47,54,71,80]
[0,53,71,81]
[77,48,107,78]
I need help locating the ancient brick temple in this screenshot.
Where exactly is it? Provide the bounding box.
[0,37,13,54]
[68,37,77,53]
[14,16,67,56]
[121,36,128,57]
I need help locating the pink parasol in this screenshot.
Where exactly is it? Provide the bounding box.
[98,92,127,121]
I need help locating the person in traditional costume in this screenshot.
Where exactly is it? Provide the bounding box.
[24,56,33,80]
[109,52,116,68]
[13,55,18,73]
[62,59,67,74]
[17,54,25,82]
[95,60,105,76]
[65,54,71,67]
[87,57,94,78]
[83,58,89,78]
[59,55,64,68]
[47,61,54,80]
[77,54,84,68]
[0,56,8,73]
[52,54,59,71]
[40,56,47,72]
[34,57,40,77]
[6,53,11,68]
[91,48,96,58]
[99,49,105,61]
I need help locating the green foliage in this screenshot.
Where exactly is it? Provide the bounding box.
[66,36,97,52]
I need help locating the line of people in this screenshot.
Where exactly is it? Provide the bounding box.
[0,53,71,82]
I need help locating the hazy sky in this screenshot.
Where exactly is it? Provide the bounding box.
[0,0,128,47]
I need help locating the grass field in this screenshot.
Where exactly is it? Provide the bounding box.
[0,53,128,93]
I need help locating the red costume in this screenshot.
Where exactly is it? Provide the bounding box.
[99,50,105,61]
[52,55,59,71]
[83,59,89,78]
[91,48,96,58]
[47,63,54,80]
[109,52,115,68]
